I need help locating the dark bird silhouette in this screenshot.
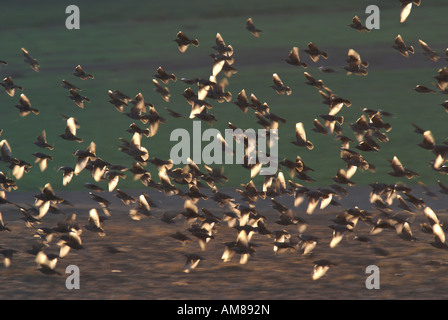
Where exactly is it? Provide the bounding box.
[183,253,205,273]
[34,130,54,150]
[21,48,39,72]
[14,93,39,117]
[393,34,414,57]
[174,31,199,53]
[246,18,262,37]
[154,66,177,84]
[61,79,81,91]
[73,65,94,79]
[68,88,90,109]
[349,16,370,32]
[0,76,23,97]
[164,107,185,119]
[304,42,328,62]
[285,46,307,68]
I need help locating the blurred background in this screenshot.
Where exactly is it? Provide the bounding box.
[0,0,447,191]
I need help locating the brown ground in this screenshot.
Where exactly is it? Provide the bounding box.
[1,186,448,300]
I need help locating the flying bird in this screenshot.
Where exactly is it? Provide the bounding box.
[304,42,328,62]
[270,73,292,95]
[246,18,262,37]
[400,0,421,23]
[14,93,39,117]
[285,47,307,68]
[21,48,39,72]
[393,34,414,57]
[174,31,199,53]
[349,16,370,32]
[0,76,23,97]
[73,65,94,79]
[291,122,314,150]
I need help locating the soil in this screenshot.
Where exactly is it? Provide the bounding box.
[1,186,448,300]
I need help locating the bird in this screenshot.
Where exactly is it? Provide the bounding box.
[245,18,262,37]
[304,42,328,62]
[73,141,96,175]
[285,47,307,68]
[393,34,414,57]
[270,73,292,96]
[33,130,54,150]
[349,16,370,32]
[312,260,336,280]
[32,152,53,172]
[174,31,199,53]
[152,79,170,102]
[400,0,421,23]
[1,248,18,268]
[14,93,39,117]
[183,254,205,273]
[233,89,250,113]
[59,117,83,143]
[61,79,81,91]
[388,156,419,179]
[21,48,39,72]
[68,88,90,109]
[0,76,23,97]
[154,66,177,84]
[344,49,369,76]
[419,40,440,62]
[413,85,437,94]
[73,65,94,79]
[291,122,314,150]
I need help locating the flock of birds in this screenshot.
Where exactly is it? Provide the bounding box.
[1,1,448,282]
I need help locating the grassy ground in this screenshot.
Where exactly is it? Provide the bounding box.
[0,0,447,191]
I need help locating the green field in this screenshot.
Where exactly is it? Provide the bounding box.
[0,0,447,192]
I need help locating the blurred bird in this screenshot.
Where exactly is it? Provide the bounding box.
[0,76,23,97]
[154,66,177,84]
[14,93,39,117]
[388,156,419,179]
[304,42,328,62]
[152,79,170,102]
[21,48,39,72]
[400,0,421,23]
[393,34,414,57]
[270,73,292,96]
[183,253,205,273]
[419,39,440,62]
[285,46,307,68]
[60,117,82,143]
[174,31,199,53]
[34,130,54,150]
[246,18,262,37]
[73,65,94,79]
[291,122,314,150]
[312,260,336,280]
[344,49,368,76]
[68,88,90,109]
[349,16,370,32]
[61,79,81,91]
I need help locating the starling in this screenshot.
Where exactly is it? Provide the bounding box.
[0,76,23,97]
[285,46,307,68]
[393,34,414,57]
[349,16,370,32]
[21,48,39,72]
[246,18,262,37]
[73,65,94,79]
[174,31,199,53]
[14,93,39,117]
